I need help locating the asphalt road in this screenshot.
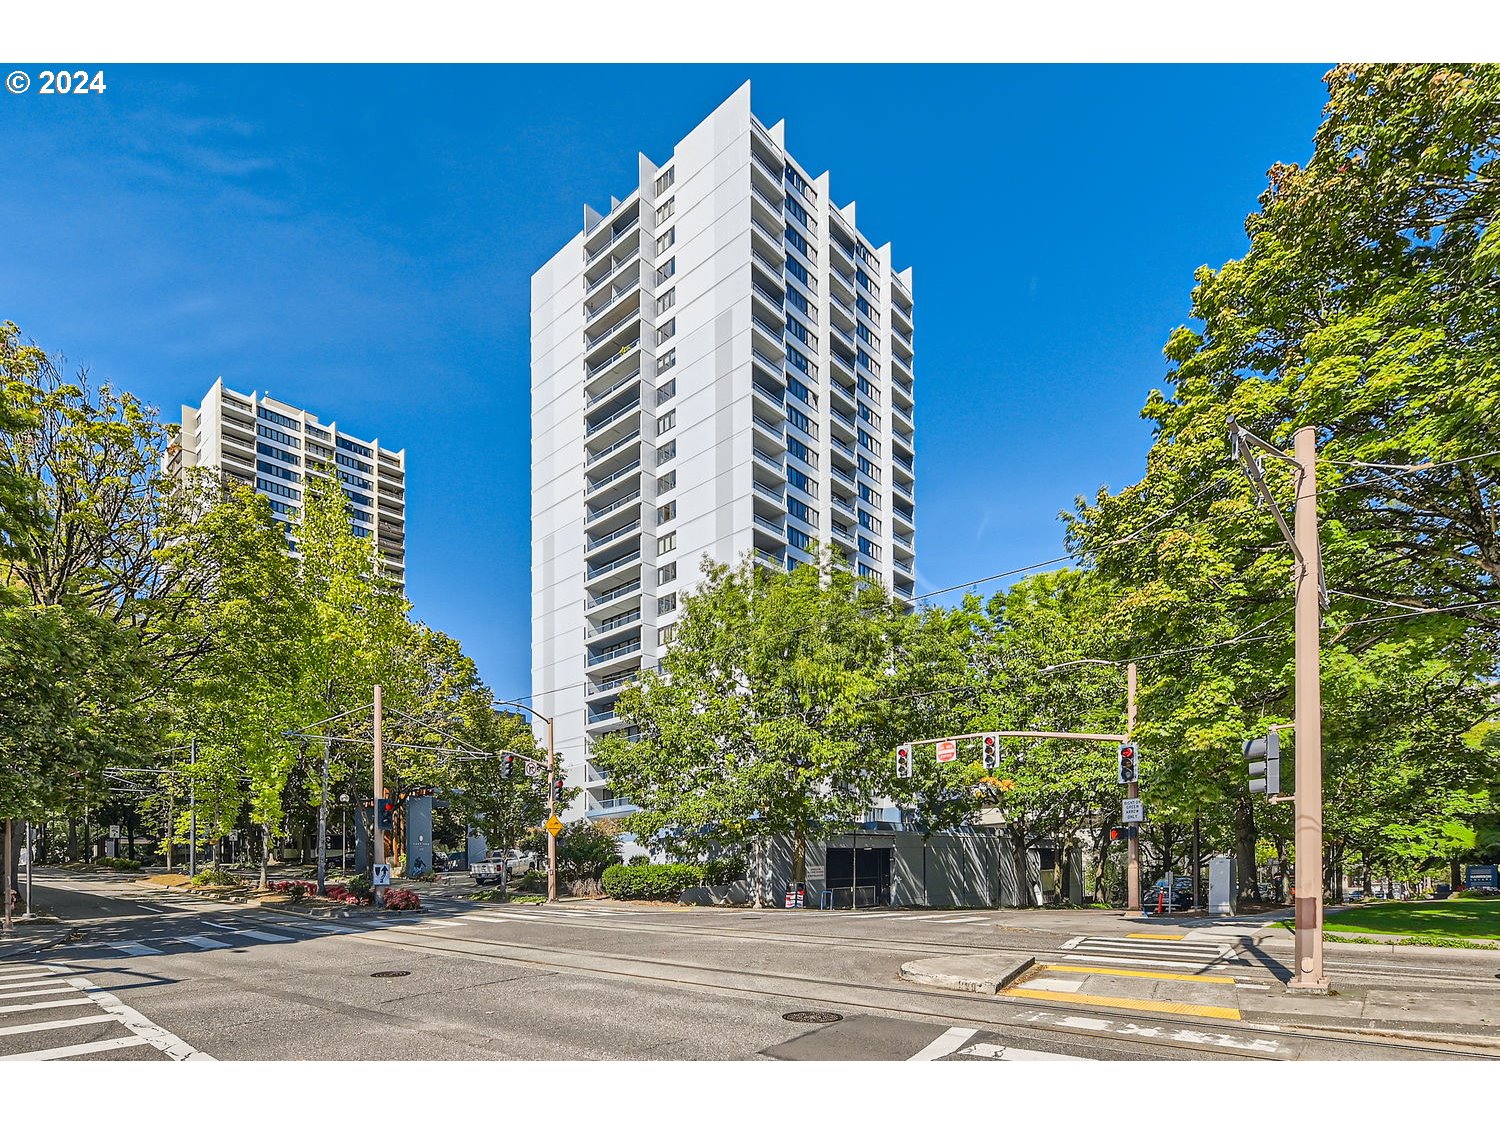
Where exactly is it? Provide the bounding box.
[4,870,1498,1062]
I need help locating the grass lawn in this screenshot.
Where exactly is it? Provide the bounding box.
[1320,897,1500,941]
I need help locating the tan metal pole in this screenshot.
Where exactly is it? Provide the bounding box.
[1126,661,1141,913]
[1289,425,1328,991]
[373,683,385,908]
[546,716,558,904]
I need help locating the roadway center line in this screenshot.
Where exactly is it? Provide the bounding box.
[908,1025,978,1061]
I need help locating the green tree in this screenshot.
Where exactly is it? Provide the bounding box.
[441,705,548,893]
[595,550,906,897]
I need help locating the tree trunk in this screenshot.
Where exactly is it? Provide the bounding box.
[259,826,269,888]
[792,824,806,888]
[751,837,762,910]
[1190,816,1201,910]
[66,816,78,863]
[1234,800,1258,904]
[1450,857,1462,890]
[126,810,137,862]
[2,819,13,930]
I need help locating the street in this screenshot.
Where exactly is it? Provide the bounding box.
[4,870,1498,1062]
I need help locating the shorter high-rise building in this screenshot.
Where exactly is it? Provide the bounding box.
[169,379,407,583]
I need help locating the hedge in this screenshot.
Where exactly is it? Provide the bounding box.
[601,863,706,901]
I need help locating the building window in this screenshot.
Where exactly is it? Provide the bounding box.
[655,198,675,223]
[788,496,817,527]
[657,531,676,556]
[858,429,881,455]
[787,466,818,497]
[656,289,676,315]
[660,623,678,644]
[657,440,677,465]
[337,436,373,458]
[859,482,882,508]
[655,227,676,254]
[858,562,879,580]
[859,536,882,560]
[657,470,677,494]
[658,562,677,584]
[258,460,301,483]
[657,500,676,525]
[787,435,817,468]
[655,318,676,346]
[257,405,301,429]
[655,166,675,194]
[786,286,813,320]
[858,402,880,428]
[656,410,676,436]
[257,442,299,466]
[788,526,812,551]
[857,454,881,481]
[656,258,676,284]
[786,405,817,439]
[657,349,676,375]
[857,322,877,347]
[256,423,300,449]
[859,509,882,534]
[657,593,677,614]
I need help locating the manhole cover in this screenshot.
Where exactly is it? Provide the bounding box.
[782,1011,842,1024]
[370,970,410,978]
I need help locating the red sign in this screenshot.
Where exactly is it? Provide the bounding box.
[936,739,957,763]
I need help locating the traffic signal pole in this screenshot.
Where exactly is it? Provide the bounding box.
[1125,661,1141,913]
[546,715,558,905]
[1289,426,1327,991]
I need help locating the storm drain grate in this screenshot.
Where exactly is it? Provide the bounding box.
[782,1011,843,1024]
[370,970,411,978]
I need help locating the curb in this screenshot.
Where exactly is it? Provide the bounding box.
[1267,1020,1500,1053]
[899,954,1035,995]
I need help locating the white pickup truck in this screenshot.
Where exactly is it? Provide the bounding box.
[470,850,537,885]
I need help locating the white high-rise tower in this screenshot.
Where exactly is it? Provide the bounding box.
[531,83,916,818]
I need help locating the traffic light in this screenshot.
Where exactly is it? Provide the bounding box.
[375,798,395,830]
[553,774,565,805]
[1244,729,1282,795]
[981,734,999,772]
[895,744,912,779]
[1117,742,1138,785]
[502,754,516,781]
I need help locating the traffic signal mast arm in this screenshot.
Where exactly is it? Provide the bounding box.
[902,729,1129,747]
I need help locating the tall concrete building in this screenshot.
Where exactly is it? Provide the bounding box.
[531,83,916,819]
[169,379,408,584]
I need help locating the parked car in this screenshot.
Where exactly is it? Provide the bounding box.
[470,849,536,885]
[1144,877,1194,912]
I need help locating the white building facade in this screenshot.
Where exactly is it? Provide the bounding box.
[531,83,916,819]
[170,379,408,583]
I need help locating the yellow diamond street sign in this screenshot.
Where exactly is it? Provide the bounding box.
[545,815,564,836]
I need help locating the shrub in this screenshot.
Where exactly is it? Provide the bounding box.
[702,857,747,886]
[323,884,371,906]
[268,880,316,901]
[383,888,421,911]
[628,854,650,865]
[191,866,239,887]
[91,857,143,871]
[601,863,704,901]
[1454,887,1499,899]
[347,873,372,898]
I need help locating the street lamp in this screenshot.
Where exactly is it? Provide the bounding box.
[1039,658,1141,912]
[496,700,559,905]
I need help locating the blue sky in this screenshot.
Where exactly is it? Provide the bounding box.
[0,64,1329,697]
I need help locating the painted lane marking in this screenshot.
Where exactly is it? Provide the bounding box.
[1062,954,1235,972]
[1001,987,1241,1022]
[285,921,360,934]
[1026,1011,1281,1054]
[0,985,78,1001]
[230,929,293,943]
[67,975,213,1060]
[1059,936,1087,950]
[1125,933,1187,940]
[173,936,232,950]
[0,1013,117,1038]
[1037,963,1237,985]
[908,1025,978,1061]
[107,942,164,957]
[1073,938,1229,956]
[957,1041,1088,1062]
[3,1035,144,1061]
[0,973,60,989]
[0,997,96,1016]
[1235,983,1272,990]
[0,965,59,977]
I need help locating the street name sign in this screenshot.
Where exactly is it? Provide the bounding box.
[1122,798,1145,823]
[936,739,957,763]
[372,864,391,886]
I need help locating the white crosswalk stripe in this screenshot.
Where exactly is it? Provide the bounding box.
[171,936,232,950]
[1058,935,1237,972]
[0,964,212,1062]
[107,941,165,957]
[229,929,293,943]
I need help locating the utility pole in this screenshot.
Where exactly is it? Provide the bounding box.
[188,736,197,879]
[373,683,385,908]
[546,715,558,905]
[315,739,329,897]
[1290,424,1327,991]
[1125,661,1140,913]
[1230,419,1327,991]
[22,820,35,920]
